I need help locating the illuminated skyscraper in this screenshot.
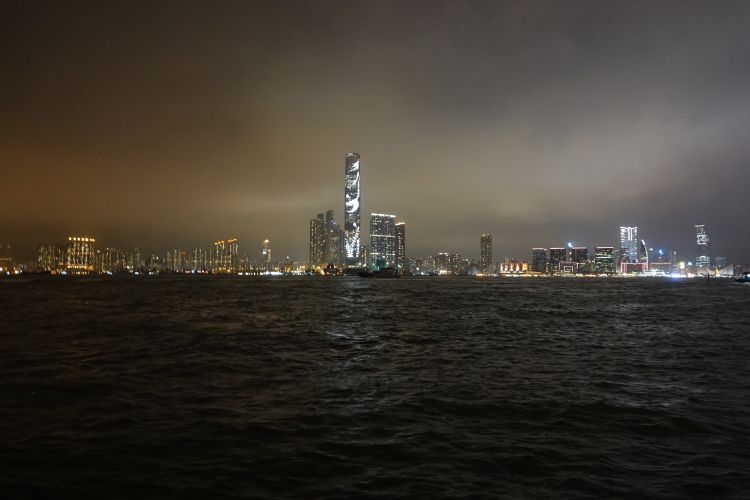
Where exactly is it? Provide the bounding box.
[395,222,406,270]
[369,213,396,267]
[480,234,492,274]
[532,248,548,273]
[212,238,238,273]
[619,226,639,263]
[344,152,361,266]
[595,247,615,274]
[549,247,566,273]
[66,236,96,272]
[309,213,324,269]
[260,239,272,271]
[695,224,711,273]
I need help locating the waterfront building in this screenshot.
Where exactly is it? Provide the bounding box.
[531,248,548,273]
[395,222,406,270]
[370,213,397,268]
[323,210,343,267]
[212,238,239,273]
[639,239,649,269]
[101,247,128,273]
[480,234,492,274]
[309,213,324,269]
[260,239,272,271]
[695,224,711,274]
[435,252,461,274]
[500,260,529,273]
[549,247,566,273]
[344,152,361,266]
[190,248,207,272]
[570,247,589,272]
[66,236,96,273]
[37,244,62,272]
[619,226,639,264]
[594,247,615,274]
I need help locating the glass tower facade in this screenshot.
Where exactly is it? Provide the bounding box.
[695,224,711,273]
[344,152,361,266]
[369,214,396,268]
[619,226,639,263]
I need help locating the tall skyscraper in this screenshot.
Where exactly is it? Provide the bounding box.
[549,247,566,273]
[695,224,711,273]
[480,234,492,274]
[395,222,406,270]
[532,248,548,273]
[260,239,272,271]
[619,226,639,263]
[369,213,396,267]
[309,213,324,269]
[594,247,615,274]
[344,152,361,266]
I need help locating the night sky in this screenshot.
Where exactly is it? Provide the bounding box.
[2,1,749,263]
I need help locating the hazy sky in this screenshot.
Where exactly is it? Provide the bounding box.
[2,1,749,263]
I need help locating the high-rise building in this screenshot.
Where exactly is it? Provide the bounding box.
[66,236,96,273]
[37,244,62,272]
[480,234,492,274]
[260,239,272,271]
[594,247,615,274]
[309,213,324,269]
[532,248,548,273]
[570,247,588,265]
[370,214,396,268]
[619,226,639,263]
[344,152,361,266]
[639,239,649,269]
[132,247,142,273]
[695,224,711,273]
[549,247,566,273]
[436,252,461,274]
[323,210,343,266]
[395,222,406,270]
[212,238,238,273]
[190,248,206,272]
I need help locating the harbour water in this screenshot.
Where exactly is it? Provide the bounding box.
[1,276,749,498]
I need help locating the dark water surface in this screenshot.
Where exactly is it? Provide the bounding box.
[2,277,749,498]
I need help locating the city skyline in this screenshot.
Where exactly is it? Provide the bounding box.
[2,2,750,263]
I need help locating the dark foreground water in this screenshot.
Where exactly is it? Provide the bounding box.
[1,277,749,499]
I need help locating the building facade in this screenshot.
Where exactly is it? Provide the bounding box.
[395,222,406,270]
[695,224,711,273]
[370,213,396,268]
[619,226,639,263]
[66,236,96,272]
[548,247,566,273]
[532,248,548,273]
[480,234,492,274]
[260,239,272,271]
[344,152,361,266]
[594,247,615,274]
